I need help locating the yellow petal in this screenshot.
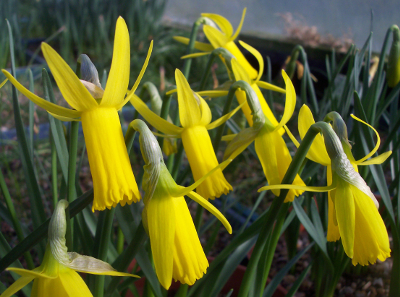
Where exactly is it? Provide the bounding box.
[351,185,391,265]
[335,179,355,259]
[357,151,392,165]
[351,114,382,163]
[41,43,97,111]
[187,191,232,234]
[2,70,81,119]
[284,126,300,148]
[256,80,286,94]
[298,105,330,165]
[49,112,80,122]
[230,8,247,41]
[0,78,7,89]
[175,69,202,127]
[181,52,211,59]
[274,70,296,130]
[181,125,232,199]
[222,134,237,141]
[147,195,175,289]
[206,102,244,130]
[81,108,141,211]
[203,25,230,48]
[7,268,56,279]
[197,90,229,98]
[238,40,264,82]
[101,17,130,107]
[172,197,208,285]
[258,183,336,193]
[0,275,35,297]
[130,94,183,135]
[171,159,233,198]
[201,13,233,37]
[231,58,251,83]
[326,165,340,242]
[173,36,215,52]
[119,41,154,109]
[199,96,212,126]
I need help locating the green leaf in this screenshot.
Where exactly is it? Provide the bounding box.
[285,262,312,297]
[263,244,313,297]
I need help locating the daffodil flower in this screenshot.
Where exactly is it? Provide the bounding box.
[174,8,259,79]
[130,69,243,200]
[2,17,153,211]
[259,121,391,265]
[224,71,305,202]
[0,200,137,297]
[284,105,392,241]
[131,119,232,289]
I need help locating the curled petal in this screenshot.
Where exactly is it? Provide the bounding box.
[173,36,214,52]
[274,70,296,131]
[230,8,247,41]
[256,80,286,93]
[0,275,35,297]
[357,151,392,165]
[181,52,211,59]
[201,13,233,37]
[238,41,264,82]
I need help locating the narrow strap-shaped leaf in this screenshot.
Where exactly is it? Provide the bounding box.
[284,261,312,297]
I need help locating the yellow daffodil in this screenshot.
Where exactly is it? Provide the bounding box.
[1,200,137,297]
[131,119,232,289]
[260,121,391,265]
[130,69,243,200]
[284,105,392,241]
[174,8,258,79]
[2,17,153,211]
[224,71,305,202]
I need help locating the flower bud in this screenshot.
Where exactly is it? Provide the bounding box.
[387,25,400,87]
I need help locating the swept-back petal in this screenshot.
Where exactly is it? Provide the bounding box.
[187,191,232,233]
[2,70,81,119]
[230,8,247,41]
[358,151,392,165]
[335,179,355,259]
[49,112,80,122]
[199,96,212,125]
[351,114,382,163]
[232,59,251,83]
[203,25,230,48]
[170,159,232,198]
[130,94,183,136]
[7,268,56,279]
[238,41,263,82]
[181,52,211,59]
[173,36,215,52]
[0,78,7,89]
[175,69,202,127]
[101,17,130,107]
[274,70,296,131]
[147,195,175,289]
[256,80,286,93]
[298,105,330,165]
[258,183,336,193]
[326,165,340,242]
[197,90,229,98]
[0,275,35,297]
[41,43,97,111]
[206,102,244,130]
[201,13,233,37]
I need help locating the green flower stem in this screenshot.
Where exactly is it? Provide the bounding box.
[171,143,185,180]
[193,205,204,231]
[182,17,208,79]
[238,123,326,297]
[93,207,116,297]
[66,121,79,250]
[285,45,302,80]
[50,133,58,208]
[117,228,124,254]
[28,69,35,159]
[0,168,35,269]
[0,189,94,272]
[298,47,319,115]
[199,48,234,90]
[175,284,189,297]
[158,92,172,152]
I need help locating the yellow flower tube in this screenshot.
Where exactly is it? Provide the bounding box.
[2,17,153,211]
[1,200,137,297]
[224,70,305,202]
[131,119,232,289]
[174,8,258,79]
[261,119,391,265]
[130,69,243,200]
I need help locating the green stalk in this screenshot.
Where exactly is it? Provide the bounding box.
[28,69,35,159]
[93,208,116,297]
[50,133,58,208]
[238,123,324,297]
[117,228,124,254]
[0,167,35,269]
[182,17,209,79]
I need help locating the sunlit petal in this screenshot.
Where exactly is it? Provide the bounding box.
[357,151,392,165]
[173,36,215,52]
[201,13,233,36]
[238,41,263,82]
[206,102,244,130]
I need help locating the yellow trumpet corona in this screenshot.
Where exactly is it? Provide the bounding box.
[2,17,154,211]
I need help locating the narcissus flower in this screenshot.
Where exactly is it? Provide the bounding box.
[174,8,258,79]
[131,119,232,289]
[285,105,392,241]
[130,69,242,200]
[260,121,391,265]
[2,17,153,211]
[224,70,305,202]
[0,200,137,297]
